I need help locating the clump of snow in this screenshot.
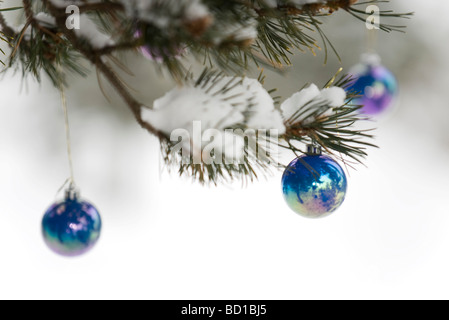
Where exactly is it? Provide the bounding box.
[212,18,258,45]
[34,13,56,28]
[240,79,285,134]
[281,84,346,124]
[143,77,285,134]
[142,79,345,161]
[141,76,285,161]
[75,14,115,49]
[320,87,347,107]
[182,0,210,22]
[281,84,320,120]
[142,85,244,134]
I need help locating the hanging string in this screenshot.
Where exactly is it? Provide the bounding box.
[365,28,378,54]
[60,84,75,188]
[57,65,76,193]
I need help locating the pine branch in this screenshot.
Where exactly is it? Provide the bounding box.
[42,0,165,139]
[143,68,280,185]
[151,68,373,185]
[0,0,413,185]
[5,0,412,83]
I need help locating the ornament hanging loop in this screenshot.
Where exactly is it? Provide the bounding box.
[57,64,77,192]
[65,185,79,201]
[365,27,378,55]
[365,4,380,53]
[307,137,322,156]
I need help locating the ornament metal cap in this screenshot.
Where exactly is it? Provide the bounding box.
[306,144,322,156]
[360,52,381,66]
[65,185,79,201]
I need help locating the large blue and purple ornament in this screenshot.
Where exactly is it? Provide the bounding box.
[347,53,398,116]
[42,189,101,257]
[282,146,347,218]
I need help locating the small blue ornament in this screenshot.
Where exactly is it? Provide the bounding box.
[282,146,347,218]
[42,189,101,257]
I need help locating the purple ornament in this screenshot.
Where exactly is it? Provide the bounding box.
[347,54,398,116]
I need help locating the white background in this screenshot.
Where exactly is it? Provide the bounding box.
[1,0,449,299]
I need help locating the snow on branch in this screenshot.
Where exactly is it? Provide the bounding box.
[0,0,408,183]
[75,14,114,49]
[141,70,350,175]
[141,73,285,161]
[281,84,346,125]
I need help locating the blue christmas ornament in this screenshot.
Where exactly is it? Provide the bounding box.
[42,189,101,257]
[347,53,398,116]
[282,146,347,218]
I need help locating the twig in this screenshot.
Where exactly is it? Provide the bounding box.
[42,0,165,140]
[0,11,15,38]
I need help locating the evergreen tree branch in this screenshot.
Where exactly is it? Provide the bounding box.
[42,0,165,139]
[7,0,412,84]
[0,0,413,184]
